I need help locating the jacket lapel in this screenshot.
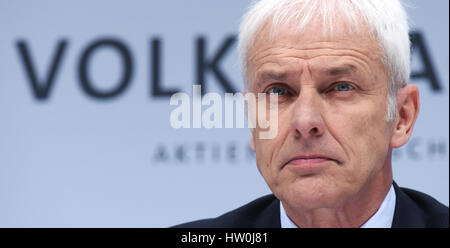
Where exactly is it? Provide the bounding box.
[391,181,426,227]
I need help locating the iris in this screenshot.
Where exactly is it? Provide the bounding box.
[335,83,353,91]
[268,87,287,95]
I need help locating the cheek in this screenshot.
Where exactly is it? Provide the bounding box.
[253,111,291,186]
[359,103,392,153]
[328,101,392,175]
[254,138,277,188]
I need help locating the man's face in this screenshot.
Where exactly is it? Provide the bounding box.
[247,19,396,211]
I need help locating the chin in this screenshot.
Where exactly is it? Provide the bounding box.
[280,177,345,210]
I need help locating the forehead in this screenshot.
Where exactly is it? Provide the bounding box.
[247,15,382,68]
[245,16,384,87]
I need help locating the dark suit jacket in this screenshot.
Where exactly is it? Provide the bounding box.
[174,182,449,228]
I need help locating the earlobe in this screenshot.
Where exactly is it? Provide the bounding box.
[390,85,420,148]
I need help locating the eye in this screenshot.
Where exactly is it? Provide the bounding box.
[334,82,354,92]
[267,86,287,95]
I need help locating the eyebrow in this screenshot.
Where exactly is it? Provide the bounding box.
[260,71,288,81]
[256,64,358,84]
[321,65,357,76]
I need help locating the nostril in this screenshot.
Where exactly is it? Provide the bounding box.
[311,127,319,133]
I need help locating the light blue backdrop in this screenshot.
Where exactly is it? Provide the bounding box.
[0,0,448,227]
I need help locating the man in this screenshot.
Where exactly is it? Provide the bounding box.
[175,0,449,228]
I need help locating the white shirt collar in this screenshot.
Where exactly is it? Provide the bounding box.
[280,184,396,228]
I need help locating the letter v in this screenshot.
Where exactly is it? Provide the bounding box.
[16,40,68,100]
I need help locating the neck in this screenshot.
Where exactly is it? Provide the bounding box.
[283,163,393,228]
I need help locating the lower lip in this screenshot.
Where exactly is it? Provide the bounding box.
[285,158,333,174]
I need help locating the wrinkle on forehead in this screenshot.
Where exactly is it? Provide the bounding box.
[248,45,381,90]
[245,15,384,89]
[249,44,378,66]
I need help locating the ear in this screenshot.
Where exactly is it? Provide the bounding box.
[390,84,420,148]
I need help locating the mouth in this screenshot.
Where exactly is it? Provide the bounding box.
[283,154,340,173]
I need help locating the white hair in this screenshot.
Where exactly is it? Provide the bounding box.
[238,0,411,121]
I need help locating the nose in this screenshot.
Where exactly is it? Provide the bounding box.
[290,89,325,139]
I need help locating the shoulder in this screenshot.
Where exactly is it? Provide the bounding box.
[172,194,281,228]
[393,183,449,228]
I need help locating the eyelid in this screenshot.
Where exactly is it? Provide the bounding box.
[329,81,358,91]
[264,83,290,94]
[264,82,357,94]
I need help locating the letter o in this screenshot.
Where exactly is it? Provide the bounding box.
[78,38,133,99]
